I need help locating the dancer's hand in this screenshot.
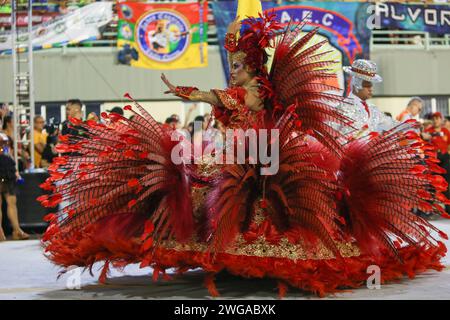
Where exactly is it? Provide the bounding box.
[161,73,176,94]
[227,16,241,34]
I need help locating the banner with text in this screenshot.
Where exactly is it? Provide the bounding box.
[376,2,450,34]
[212,1,372,82]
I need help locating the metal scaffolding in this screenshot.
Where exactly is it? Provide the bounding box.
[11,0,35,171]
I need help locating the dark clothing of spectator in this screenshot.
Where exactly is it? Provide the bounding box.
[42,134,58,165]
[61,120,85,137]
[438,152,450,214]
[0,154,17,196]
[60,120,88,157]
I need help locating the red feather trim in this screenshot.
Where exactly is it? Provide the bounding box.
[147,241,446,297]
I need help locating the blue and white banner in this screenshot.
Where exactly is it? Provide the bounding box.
[376,2,450,34]
[212,1,372,81]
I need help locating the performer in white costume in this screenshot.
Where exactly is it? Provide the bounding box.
[336,59,397,137]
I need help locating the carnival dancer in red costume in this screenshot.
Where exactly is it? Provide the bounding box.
[39,11,448,297]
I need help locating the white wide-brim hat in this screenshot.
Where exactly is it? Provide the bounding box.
[343,59,383,83]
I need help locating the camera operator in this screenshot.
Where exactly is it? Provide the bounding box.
[41,118,60,168]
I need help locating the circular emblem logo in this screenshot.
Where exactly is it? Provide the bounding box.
[136,10,190,63]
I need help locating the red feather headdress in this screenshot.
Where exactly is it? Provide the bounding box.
[225,13,283,73]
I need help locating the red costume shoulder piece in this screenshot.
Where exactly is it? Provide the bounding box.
[211,87,265,129]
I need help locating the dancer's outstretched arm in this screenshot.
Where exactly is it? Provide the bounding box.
[160,18,244,108]
[161,73,263,113]
[161,73,223,106]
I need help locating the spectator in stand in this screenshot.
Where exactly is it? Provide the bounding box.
[438,143,450,214]
[397,97,424,122]
[61,99,86,159]
[422,119,432,132]
[2,116,13,144]
[33,115,48,168]
[0,132,29,241]
[397,96,431,139]
[444,116,450,132]
[108,106,124,117]
[424,112,450,155]
[62,99,83,136]
[426,114,450,215]
[0,103,8,129]
[170,114,180,123]
[163,116,180,130]
[41,124,60,168]
[87,112,100,122]
[2,115,30,172]
[413,113,449,219]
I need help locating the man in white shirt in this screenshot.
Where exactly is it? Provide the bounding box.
[396,97,431,137]
[336,59,397,137]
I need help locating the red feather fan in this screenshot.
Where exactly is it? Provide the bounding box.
[40,94,195,264]
[269,20,353,155]
[339,122,448,261]
[205,109,343,259]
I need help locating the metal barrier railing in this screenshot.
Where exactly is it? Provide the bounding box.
[73,29,450,51]
[371,30,450,51]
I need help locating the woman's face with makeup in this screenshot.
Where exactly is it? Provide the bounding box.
[230,60,251,86]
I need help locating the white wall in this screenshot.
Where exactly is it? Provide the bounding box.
[371,49,450,96]
[0,46,226,103]
[1,44,450,109]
